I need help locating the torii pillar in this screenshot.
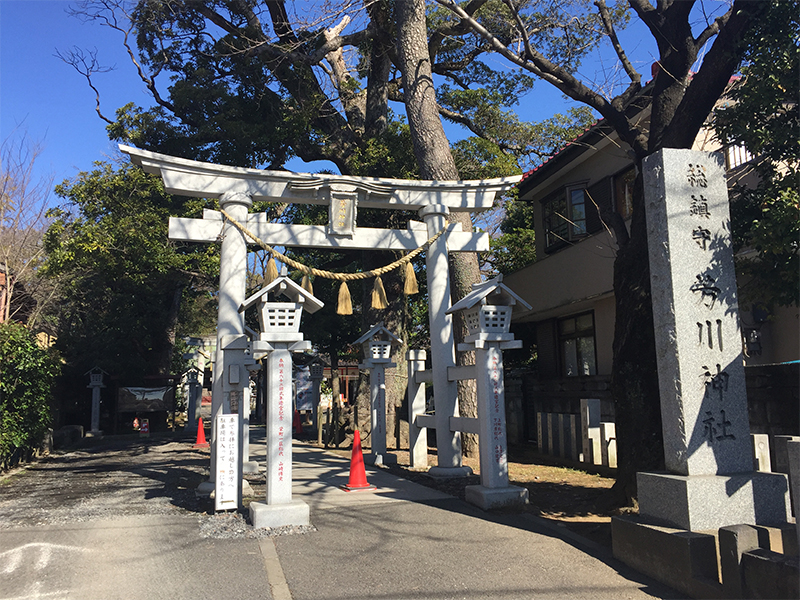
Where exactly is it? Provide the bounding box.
[421,205,471,477]
[198,190,252,495]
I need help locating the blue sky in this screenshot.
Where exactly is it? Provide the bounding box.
[1,1,154,195]
[1,0,666,205]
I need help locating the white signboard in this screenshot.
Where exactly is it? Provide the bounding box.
[215,413,239,511]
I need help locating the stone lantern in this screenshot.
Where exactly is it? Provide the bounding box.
[85,367,108,437]
[354,322,402,465]
[240,268,323,528]
[447,275,532,510]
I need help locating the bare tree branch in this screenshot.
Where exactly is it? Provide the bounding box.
[694,8,732,49]
[54,47,115,125]
[434,0,647,156]
[595,0,640,84]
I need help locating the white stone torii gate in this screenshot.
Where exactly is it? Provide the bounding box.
[119,144,521,486]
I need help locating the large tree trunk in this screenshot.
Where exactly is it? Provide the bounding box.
[395,0,481,457]
[448,226,481,457]
[154,282,184,375]
[609,169,663,504]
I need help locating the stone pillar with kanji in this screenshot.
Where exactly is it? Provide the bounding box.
[637,148,790,531]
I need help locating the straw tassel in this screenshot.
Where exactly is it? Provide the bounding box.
[265,255,279,284]
[301,274,313,295]
[337,281,353,315]
[371,276,389,310]
[403,261,419,295]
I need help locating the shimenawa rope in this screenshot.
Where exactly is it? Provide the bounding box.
[218,208,446,313]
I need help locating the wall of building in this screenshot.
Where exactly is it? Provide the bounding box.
[523,136,632,259]
[504,230,616,321]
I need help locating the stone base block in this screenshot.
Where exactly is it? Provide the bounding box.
[465,485,529,511]
[242,460,259,474]
[638,471,790,531]
[85,430,103,438]
[428,465,473,479]
[364,452,397,467]
[612,515,724,599]
[249,500,310,529]
[741,548,800,599]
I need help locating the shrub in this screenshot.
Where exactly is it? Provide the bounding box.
[0,322,59,469]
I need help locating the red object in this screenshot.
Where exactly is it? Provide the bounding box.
[293,410,304,437]
[193,417,209,448]
[340,430,376,492]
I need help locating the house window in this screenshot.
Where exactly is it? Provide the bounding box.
[544,185,588,249]
[614,167,636,220]
[725,144,753,170]
[558,312,597,377]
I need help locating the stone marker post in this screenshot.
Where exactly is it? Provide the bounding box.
[86,368,106,437]
[639,148,789,531]
[309,363,324,438]
[364,361,390,464]
[407,350,429,469]
[184,367,202,433]
[265,348,293,505]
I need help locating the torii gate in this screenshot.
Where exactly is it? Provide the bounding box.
[120,144,521,486]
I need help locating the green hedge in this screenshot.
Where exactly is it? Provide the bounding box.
[0,322,60,469]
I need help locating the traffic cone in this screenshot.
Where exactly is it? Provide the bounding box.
[193,417,209,448]
[340,430,376,492]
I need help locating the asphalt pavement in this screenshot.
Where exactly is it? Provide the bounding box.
[0,428,685,600]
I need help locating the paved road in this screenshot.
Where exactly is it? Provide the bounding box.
[0,431,685,600]
[0,515,271,600]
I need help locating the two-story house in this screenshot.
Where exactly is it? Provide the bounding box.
[504,106,799,444]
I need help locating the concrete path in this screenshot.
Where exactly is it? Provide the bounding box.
[0,515,271,600]
[254,430,684,599]
[0,430,685,600]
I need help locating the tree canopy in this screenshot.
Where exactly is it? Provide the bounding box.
[712,0,799,309]
[0,134,57,330]
[43,162,218,380]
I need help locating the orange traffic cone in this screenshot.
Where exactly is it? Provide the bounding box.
[340,430,376,492]
[193,417,209,448]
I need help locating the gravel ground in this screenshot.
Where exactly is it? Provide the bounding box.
[1,435,618,546]
[0,437,314,539]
